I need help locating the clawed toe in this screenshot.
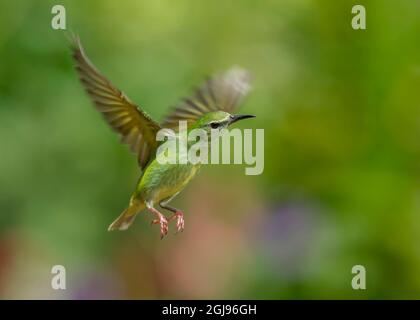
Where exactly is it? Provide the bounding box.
[148,206,185,238]
[177,214,184,232]
[160,219,169,239]
[169,211,184,233]
[150,215,168,239]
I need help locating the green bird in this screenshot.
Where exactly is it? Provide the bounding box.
[72,37,254,238]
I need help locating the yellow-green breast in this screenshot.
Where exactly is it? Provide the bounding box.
[135,159,201,205]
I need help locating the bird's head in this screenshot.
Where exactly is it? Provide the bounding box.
[191,111,255,134]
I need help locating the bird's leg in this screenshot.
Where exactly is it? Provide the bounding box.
[159,202,185,233]
[147,205,169,239]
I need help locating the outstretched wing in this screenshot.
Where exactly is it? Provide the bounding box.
[161,67,251,129]
[72,36,161,169]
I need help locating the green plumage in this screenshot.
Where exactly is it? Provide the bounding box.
[137,157,200,206]
[72,36,254,237]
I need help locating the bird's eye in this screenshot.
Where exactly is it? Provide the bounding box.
[210,122,220,129]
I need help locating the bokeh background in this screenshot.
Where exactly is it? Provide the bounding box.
[1,0,420,299]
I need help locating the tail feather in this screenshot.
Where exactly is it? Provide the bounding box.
[108,200,144,231]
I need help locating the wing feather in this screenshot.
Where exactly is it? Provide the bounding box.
[72,36,161,169]
[162,67,251,129]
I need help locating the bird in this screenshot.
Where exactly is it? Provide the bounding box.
[71,36,255,238]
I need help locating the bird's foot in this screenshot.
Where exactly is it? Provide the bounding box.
[151,213,169,239]
[169,211,185,233]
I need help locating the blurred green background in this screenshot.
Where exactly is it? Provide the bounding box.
[1,0,420,299]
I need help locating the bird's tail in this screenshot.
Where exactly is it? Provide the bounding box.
[108,198,144,231]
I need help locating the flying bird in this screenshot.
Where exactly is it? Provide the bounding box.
[71,36,254,238]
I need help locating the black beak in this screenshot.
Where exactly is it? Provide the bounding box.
[229,114,256,125]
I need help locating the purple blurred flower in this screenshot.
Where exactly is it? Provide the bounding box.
[259,202,320,279]
[71,268,122,300]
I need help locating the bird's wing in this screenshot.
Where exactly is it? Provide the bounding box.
[161,67,252,129]
[72,36,161,169]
